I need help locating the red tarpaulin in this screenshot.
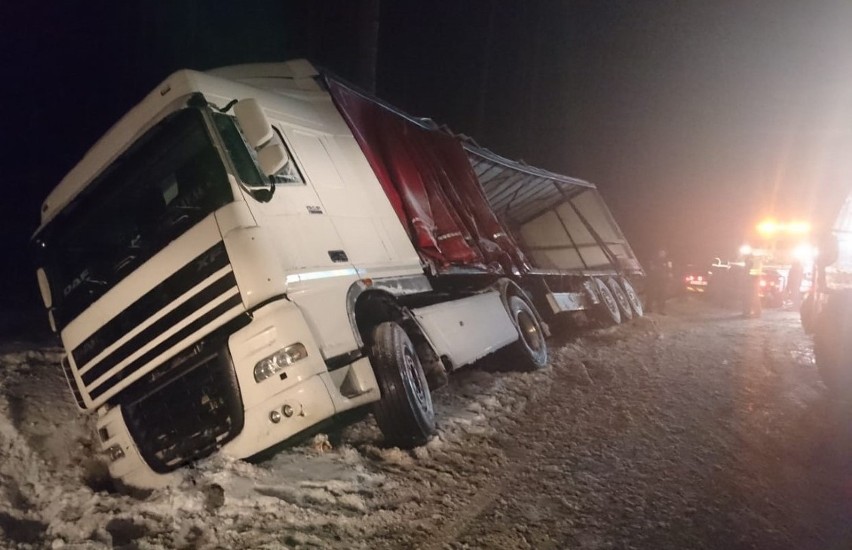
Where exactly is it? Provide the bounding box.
[327,78,529,275]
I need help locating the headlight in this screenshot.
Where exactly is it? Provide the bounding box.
[254,343,308,382]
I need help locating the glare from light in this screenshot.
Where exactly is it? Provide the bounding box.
[739,244,753,256]
[786,221,811,235]
[755,218,811,236]
[792,243,817,263]
[756,219,778,236]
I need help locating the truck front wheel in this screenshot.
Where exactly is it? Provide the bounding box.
[369,322,436,448]
[814,292,852,396]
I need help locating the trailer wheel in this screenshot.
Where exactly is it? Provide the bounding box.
[607,278,633,321]
[504,295,548,370]
[592,277,622,326]
[369,322,436,448]
[814,292,852,397]
[619,277,644,317]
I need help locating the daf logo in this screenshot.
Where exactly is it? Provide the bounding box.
[63,269,105,297]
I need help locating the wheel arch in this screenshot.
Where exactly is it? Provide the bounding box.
[494,278,549,336]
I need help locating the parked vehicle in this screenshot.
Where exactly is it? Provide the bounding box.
[681,264,711,293]
[31,61,643,489]
[758,267,786,308]
[706,259,740,304]
[705,258,788,308]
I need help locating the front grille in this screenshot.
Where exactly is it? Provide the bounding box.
[121,339,244,474]
[60,356,86,409]
[70,242,243,404]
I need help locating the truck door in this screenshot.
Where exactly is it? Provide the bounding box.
[241,124,362,359]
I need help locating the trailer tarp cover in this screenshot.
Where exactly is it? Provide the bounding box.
[328,78,528,274]
[327,76,641,276]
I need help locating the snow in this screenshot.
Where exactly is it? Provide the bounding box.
[0,338,552,548]
[4,300,835,548]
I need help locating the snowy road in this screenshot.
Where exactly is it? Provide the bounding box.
[2,299,851,548]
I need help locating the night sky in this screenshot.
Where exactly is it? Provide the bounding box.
[4,1,852,308]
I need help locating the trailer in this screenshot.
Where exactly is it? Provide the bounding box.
[32,60,642,489]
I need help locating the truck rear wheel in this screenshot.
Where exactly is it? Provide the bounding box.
[369,322,436,447]
[607,277,633,321]
[592,277,622,326]
[503,295,548,370]
[619,277,644,317]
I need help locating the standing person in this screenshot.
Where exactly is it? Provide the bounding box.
[786,261,803,309]
[741,254,763,318]
[645,249,672,314]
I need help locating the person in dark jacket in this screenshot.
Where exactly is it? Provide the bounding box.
[786,261,804,309]
[645,249,671,314]
[741,254,763,318]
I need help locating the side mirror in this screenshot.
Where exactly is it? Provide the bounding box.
[233,99,273,149]
[233,98,289,178]
[816,233,838,267]
[257,142,289,177]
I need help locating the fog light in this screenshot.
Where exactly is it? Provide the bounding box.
[254,343,308,383]
[106,444,125,462]
[269,410,282,423]
[282,404,294,418]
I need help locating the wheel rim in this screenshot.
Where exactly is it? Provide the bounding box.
[610,280,632,317]
[621,278,643,316]
[402,345,430,410]
[516,308,543,354]
[597,279,620,319]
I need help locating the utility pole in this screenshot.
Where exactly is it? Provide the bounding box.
[358,0,380,93]
[475,0,497,138]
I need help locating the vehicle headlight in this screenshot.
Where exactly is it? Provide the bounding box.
[254,343,308,382]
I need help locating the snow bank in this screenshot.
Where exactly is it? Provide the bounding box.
[0,338,555,548]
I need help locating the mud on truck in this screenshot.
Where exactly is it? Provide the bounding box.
[32,60,644,489]
[803,193,852,392]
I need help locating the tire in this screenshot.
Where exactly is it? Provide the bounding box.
[592,277,622,326]
[607,277,633,321]
[619,277,644,317]
[369,322,436,447]
[814,292,852,396]
[503,295,548,370]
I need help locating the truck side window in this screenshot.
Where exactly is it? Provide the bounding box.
[213,113,266,188]
[269,126,305,185]
[213,113,305,186]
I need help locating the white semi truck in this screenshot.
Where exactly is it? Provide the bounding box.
[32,60,643,489]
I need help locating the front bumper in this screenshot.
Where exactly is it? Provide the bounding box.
[97,299,341,489]
[98,371,339,489]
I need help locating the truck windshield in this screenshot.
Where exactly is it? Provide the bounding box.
[34,107,233,329]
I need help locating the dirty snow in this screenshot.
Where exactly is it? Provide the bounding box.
[2,299,852,548]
